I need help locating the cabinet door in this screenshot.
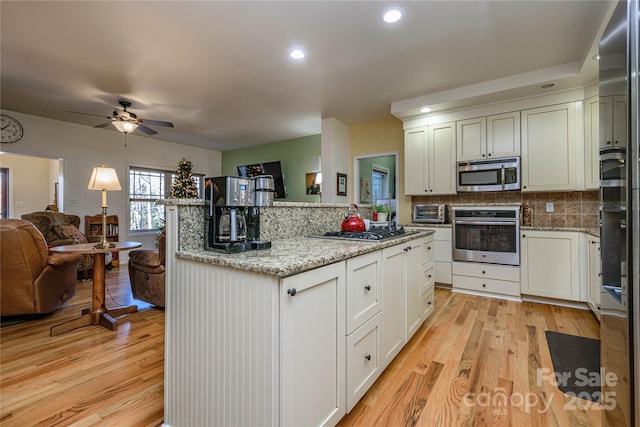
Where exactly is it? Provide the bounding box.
[599,95,613,148]
[346,313,382,412]
[521,231,580,301]
[346,251,382,335]
[381,244,405,368]
[280,262,345,427]
[456,117,486,161]
[404,127,428,195]
[404,243,422,339]
[521,103,576,192]
[587,236,601,316]
[428,122,457,195]
[584,96,600,190]
[612,95,627,148]
[487,111,520,158]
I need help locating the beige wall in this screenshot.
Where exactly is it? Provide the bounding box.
[349,116,411,223]
[0,153,58,218]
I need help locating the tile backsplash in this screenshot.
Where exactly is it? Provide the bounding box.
[411,190,598,229]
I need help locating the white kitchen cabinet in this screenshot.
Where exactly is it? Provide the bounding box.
[586,235,601,319]
[521,230,581,301]
[380,237,429,368]
[404,123,456,195]
[345,312,382,412]
[405,227,452,285]
[281,262,346,427]
[346,251,382,335]
[521,102,577,192]
[584,96,600,190]
[452,262,521,299]
[456,112,520,161]
[599,95,627,148]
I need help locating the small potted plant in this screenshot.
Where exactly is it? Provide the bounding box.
[373,204,392,222]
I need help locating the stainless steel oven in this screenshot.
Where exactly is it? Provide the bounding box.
[452,206,520,266]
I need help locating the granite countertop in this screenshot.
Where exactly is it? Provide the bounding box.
[175,230,434,278]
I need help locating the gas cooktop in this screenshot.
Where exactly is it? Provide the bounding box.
[313,227,414,242]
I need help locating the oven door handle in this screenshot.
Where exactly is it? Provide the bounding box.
[501,166,506,191]
[453,220,518,226]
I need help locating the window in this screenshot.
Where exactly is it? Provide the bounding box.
[0,167,8,219]
[371,165,389,203]
[129,166,203,232]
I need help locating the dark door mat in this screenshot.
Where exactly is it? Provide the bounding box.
[545,331,601,402]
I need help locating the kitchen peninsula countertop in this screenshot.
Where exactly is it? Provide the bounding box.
[175,230,433,278]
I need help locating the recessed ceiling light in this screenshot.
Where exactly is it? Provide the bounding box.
[289,48,305,60]
[592,54,600,60]
[539,82,556,89]
[419,107,432,113]
[383,7,404,24]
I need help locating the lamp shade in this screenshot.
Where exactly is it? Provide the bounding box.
[88,166,121,191]
[112,121,138,133]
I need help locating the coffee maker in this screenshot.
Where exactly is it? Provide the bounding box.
[205,176,271,253]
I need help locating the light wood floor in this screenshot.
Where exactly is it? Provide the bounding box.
[1,268,602,426]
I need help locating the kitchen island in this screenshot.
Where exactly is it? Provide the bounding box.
[161,200,435,427]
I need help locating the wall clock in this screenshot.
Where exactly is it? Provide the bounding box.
[1,114,24,143]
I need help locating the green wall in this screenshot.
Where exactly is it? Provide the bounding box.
[221,134,321,202]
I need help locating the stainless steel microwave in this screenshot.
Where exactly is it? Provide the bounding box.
[456,157,520,192]
[413,204,448,223]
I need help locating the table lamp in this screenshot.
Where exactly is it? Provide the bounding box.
[88,166,121,249]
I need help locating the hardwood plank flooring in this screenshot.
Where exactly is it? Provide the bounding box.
[2,268,602,426]
[338,288,602,427]
[0,267,164,427]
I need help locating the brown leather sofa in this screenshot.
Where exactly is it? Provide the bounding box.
[21,211,111,279]
[128,231,165,307]
[0,219,82,316]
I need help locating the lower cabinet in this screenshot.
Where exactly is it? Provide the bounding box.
[345,312,382,412]
[586,235,601,319]
[281,262,346,427]
[521,230,581,301]
[452,262,520,298]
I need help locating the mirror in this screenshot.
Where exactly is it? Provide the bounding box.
[354,152,398,217]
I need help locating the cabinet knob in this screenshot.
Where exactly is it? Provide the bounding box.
[523,186,527,189]
[428,301,432,305]
[429,189,433,192]
[482,154,486,157]
[365,354,371,361]
[364,284,371,291]
[428,274,432,279]
[487,153,491,157]
[427,246,431,250]
[482,283,487,288]
[522,234,526,238]
[287,288,297,297]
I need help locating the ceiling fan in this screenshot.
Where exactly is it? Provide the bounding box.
[68,100,174,135]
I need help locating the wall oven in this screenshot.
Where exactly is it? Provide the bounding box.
[457,157,520,192]
[452,206,520,266]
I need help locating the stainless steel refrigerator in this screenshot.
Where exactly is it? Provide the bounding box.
[599,1,639,426]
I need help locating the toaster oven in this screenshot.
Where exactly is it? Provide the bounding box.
[413,204,449,223]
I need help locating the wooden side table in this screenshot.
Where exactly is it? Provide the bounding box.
[49,241,141,336]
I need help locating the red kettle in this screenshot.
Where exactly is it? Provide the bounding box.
[341,203,366,232]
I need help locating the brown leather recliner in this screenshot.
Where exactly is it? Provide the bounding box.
[0,219,82,316]
[128,231,165,307]
[21,211,111,279]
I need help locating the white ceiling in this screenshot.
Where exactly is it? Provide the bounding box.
[0,1,613,151]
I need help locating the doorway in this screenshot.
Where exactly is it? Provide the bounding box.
[353,152,398,218]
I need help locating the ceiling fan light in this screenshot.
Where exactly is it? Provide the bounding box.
[112,121,138,133]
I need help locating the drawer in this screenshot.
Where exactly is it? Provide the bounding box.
[421,236,435,264]
[346,312,382,412]
[453,275,520,297]
[421,288,435,320]
[346,251,382,334]
[452,262,520,282]
[422,265,435,294]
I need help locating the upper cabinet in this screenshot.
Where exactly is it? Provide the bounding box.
[404,122,456,195]
[521,102,577,192]
[584,96,600,190]
[456,112,520,161]
[599,95,627,148]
